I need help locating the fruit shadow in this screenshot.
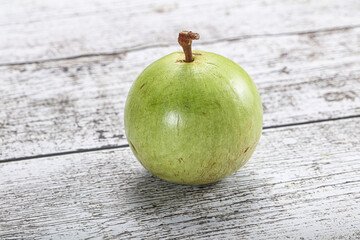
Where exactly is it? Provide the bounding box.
[121,167,265,234]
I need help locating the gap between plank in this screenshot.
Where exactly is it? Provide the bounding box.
[0,144,130,164]
[1,24,360,67]
[1,114,359,164]
[262,114,360,130]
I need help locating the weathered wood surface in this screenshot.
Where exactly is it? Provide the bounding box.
[1,0,360,239]
[1,0,360,64]
[0,118,359,239]
[1,27,360,160]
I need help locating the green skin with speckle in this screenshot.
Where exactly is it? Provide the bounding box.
[124,51,263,185]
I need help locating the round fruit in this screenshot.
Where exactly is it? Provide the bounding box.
[124,31,262,185]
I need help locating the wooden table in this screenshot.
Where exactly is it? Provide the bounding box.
[1,0,360,239]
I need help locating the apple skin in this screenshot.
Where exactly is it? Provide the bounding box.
[124,51,263,185]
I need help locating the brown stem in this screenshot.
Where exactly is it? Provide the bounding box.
[178,31,200,62]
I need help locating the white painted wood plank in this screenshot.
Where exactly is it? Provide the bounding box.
[0,0,359,64]
[0,118,359,239]
[1,27,360,160]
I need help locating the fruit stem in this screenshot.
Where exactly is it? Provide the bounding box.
[178,31,200,62]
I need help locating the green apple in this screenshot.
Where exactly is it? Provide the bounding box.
[124,31,262,185]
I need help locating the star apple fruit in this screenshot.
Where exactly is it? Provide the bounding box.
[124,31,262,185]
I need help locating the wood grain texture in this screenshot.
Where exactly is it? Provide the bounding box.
[1,27,360,160]
[1,0,360,64]
[0,118,359,239]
